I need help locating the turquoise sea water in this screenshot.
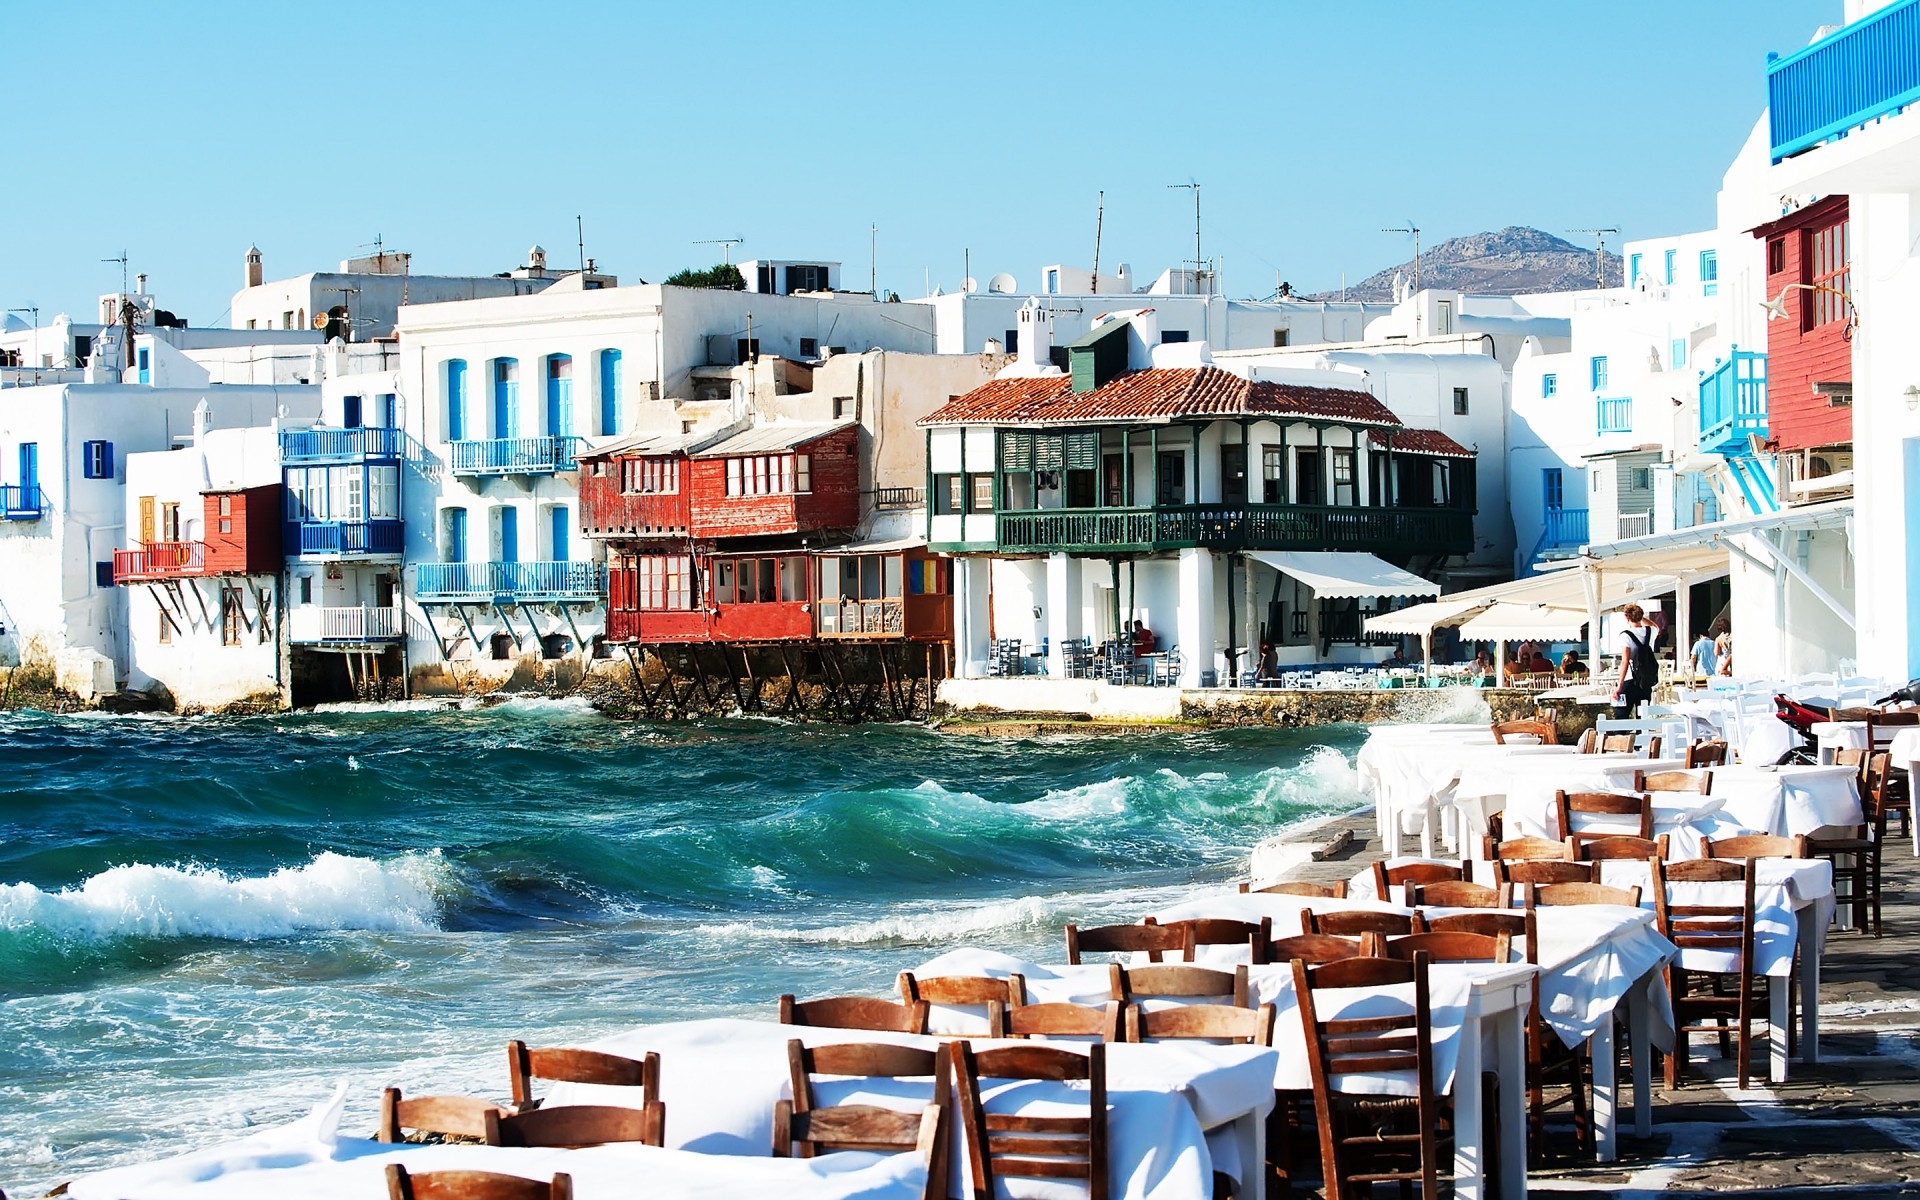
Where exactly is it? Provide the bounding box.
[0,700,1370,1195]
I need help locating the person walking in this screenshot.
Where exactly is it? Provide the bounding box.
[1690,630,1718,679]
[1612,603,1660,716]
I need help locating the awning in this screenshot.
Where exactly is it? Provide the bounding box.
[1363,596,1489,635]
[1245,551,1439,600]
[1454,602,1588,641]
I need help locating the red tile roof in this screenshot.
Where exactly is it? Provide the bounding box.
[1368,427,1475,458]
[919,366,1401,428]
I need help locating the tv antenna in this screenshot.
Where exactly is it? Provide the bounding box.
[1091,190,1105,294]
[1381,223,1421,295]
[1168,180,1204,292]
[696,237,744,264]
[1570,227,1620,288]
[102,249,129,295]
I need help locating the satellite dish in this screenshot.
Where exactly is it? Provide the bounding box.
[988,272,1017,294]
[962,276,979,294]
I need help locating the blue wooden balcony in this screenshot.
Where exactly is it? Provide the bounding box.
[279,427,410,464]
[1,484,46,520]
[1542,506,1588,548]
[1596,396,1633,434]
[448,436,581,477]
[415,560,605,604]
[1698,350,1768,456]
[1769,0,1920,162]
[288,519,404,558]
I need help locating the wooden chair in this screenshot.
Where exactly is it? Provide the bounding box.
[1064,918,1190,965]
[1499,858,1594,886]
[1576,728,1598,753]
[1528,882,1643,908]
[1555,789,1653,846]
[780,1039,947,1168]
[1370,859,1466,900]
[487,1104,663,1149]
[1004,999,1124,1042]
[1865,712,1918,843]
[778,995,928,1033]
[1383,930,1513,963]
[386,1165,570,1200]
[953,1041,1108,1200]
[1425,910,1527,939]
[1809,750,1884,935]
[1240,879,1347,898]
[1294,954,1441,1199]
[1579,834,1670,863]
[1407,879,1507,908]
[1634,769,1711,794]
[1685,740,1729,768]
[1110,962,1249,1006]
[1655,858,1764,1089]
[787,1040,943,1120]
[1484,835,1573,862]
[1264,933,1372,964]
[1491,718,1558,745]
[774,1102,944,1196]
[1704,834,1807,860]
[505,1041,659,1113]
[377,1088,506,1143]
[1162,916,1273,963]
[898,972,1023,1037]
[1128,1001,1276,1045]
[1303,909,1422,938]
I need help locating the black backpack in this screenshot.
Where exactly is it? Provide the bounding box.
[1625,626,1658,688]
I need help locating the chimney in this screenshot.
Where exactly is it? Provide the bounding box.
[192,398,212,445]
[135,273,148,296]
[245,245,263,289]
[1018,297,1054,369]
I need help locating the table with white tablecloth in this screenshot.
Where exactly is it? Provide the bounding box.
[1454,752,1689,848]
[1705,763,1862,836]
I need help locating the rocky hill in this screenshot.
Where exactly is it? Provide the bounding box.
[1304,226,1623,301]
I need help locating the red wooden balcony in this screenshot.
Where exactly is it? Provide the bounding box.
[113,542,207,583]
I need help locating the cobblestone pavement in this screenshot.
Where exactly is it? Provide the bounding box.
[1270,809,1920,1197]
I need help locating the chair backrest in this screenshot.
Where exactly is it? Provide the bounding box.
[1491,718,1558,745]
[386,1166,570,1200]
[1162,916,1273,963]
[1685,740,1729,768]
[1485,835,1572,862]
[1064,919,1190,965]
[486,1104,663,1149]
[1635,769,1711,794]
[1129,1001,1275,1045]
[1867,710,1920,753]
[1265,933,1371,964]
[1240,878,1348,898]
[898,973,1022,1036]
[1304,909,1420,938]
[377,1089,506,1143]
[1578,834,1669,862]
[778,995,928,1034]
[1528,881,1643,908]
[788,1039,944,1115]
[1704,834,1807,860]
[953,1042,1108,1200]
[1407,879,1507,908]
[1004,1000,1124,1042]
[505,1041,660,1112]
[1111,962,1248,1005]
[1555,789,1653,844]
[1372,860,1466,898]
[780,1039,947,1162]
[1598,732,1639,753]
[1576,728,1598,753]
[1383,930,1513,963]
[1497,858,1593,886]
[1654,858,1757,972]
[1424,910,1529,943]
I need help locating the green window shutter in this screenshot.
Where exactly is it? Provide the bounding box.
[1001,432,1033,471]
[1035,434,1064,471]
[1065,431,1099,470]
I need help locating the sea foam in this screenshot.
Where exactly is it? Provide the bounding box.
[0,851,452,942]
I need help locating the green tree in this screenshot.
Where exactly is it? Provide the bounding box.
[663,263,745,289]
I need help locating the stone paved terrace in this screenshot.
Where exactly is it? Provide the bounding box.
[1263,807,1920,1197]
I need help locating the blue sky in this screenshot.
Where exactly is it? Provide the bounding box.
[1,1,1833,326]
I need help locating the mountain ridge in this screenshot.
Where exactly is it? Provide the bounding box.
[1303,226,1623,302]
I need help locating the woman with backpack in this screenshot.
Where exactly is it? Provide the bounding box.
[1611,603,1660,716]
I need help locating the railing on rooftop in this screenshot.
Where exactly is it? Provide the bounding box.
[1769,0,1920,162]
[1596,396,1634,435]
[0,484,47,520]
[1698,349,1769,456]
[994,503,1473,556]
[1543,507,1589,549]
[291,519,405,557]
[868,487,924,510]
[448,436,581,476]
[279,426,409,463]
[113,541,207,582]
[1617,512,1654,539]
[288,605,402,643]
[414,561,605,604]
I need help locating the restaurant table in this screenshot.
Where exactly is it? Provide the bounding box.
[1356,725,1564,857]
[1891,727,1920,857]
[1704,763,1863,837]
[64,1085,934,1200]
[553,1015,1257,1200]
[1810,720,1867,762]
[1454,752,1690,850]
[933,940,1538,1199]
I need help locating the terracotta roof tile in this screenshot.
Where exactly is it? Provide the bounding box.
[1368,427,1475,458]
[920,366,1400,428]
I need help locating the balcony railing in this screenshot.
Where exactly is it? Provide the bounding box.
[994,503,1474,556]
[1617,512,1654,539]
[288,605,402,644]
[279,426,408,463]
[1768,0,1920,161]
[1699,349,1768,455]
[1542,507,1589,549]
[818,598,905,637]
[414,560,605,604]
[290,519,405,557]
[448,436,581,476]
[1,484,46,520]
[113,541,207,582]
[1596,396,1634,434]
[868,487,924,510]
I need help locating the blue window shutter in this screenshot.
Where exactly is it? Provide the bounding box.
[1671,338,1687,368]
[550,506,568,562]
[447,360,467,441]
[1542,374,1557,398]
[1629,254,1641,287]
[447,508,467,563]
[95,561,113,588]
[499,507,518,564]
[599,350,622,436]
[103,441,113,479]
[1664,249,1676,284]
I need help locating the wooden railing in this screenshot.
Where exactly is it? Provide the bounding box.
[113,542,207,582]
[448,436,581,476]
[288,605,402,643]
[1768,0,1920,161]
[415,561,604,603]
[994,503,1473,555]
[292,519,404,556]
[0,484,46,520]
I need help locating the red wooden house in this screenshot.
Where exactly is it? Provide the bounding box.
[1752,195,1854,501]
[685,422,860,539]
[115,485,282,582]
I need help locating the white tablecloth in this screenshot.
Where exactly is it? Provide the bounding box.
[1706,764,1863,835]
[65,1085,931,1200]
[1465,754,1689,844]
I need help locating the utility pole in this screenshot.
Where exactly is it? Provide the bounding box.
[1168,181,1203,292]
[1571,227,1620,288]
[1381,223,1421,295]
[1091,190,1105,295]
[577,215,587,275]
[870,224,876,295]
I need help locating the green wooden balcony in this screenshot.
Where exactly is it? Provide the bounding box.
[993,503,1473,556]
